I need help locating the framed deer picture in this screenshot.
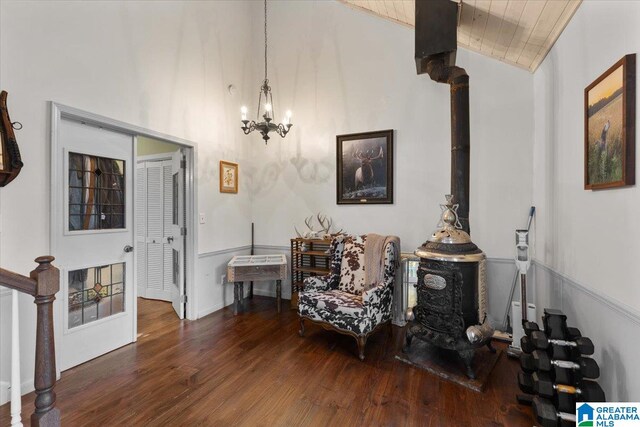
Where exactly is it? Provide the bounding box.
[336,129,393,204]
[584,54,636,189]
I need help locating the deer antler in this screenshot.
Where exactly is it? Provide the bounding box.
[369,146,384,160]
[294,226,302,238]
[317,213,332,234]
[304,216,315,232]
[353,148,364,160]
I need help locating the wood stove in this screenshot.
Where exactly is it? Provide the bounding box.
[404,195,494,378]
[401,0,496,380]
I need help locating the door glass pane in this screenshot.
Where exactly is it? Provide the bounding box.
[69,152,125,231]
[68,262,126,329]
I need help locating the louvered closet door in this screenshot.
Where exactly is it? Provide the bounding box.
[163,162,173,297]
[136,163,147,298]
[137,160,173,302]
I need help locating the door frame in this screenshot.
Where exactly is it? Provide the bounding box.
[50,103,198,369]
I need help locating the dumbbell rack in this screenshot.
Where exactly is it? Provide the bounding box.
[517,309,605,427]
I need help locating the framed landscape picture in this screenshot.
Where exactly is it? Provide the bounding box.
[336,129,393,204]
[584,54,636,190]
[219,160,238,194]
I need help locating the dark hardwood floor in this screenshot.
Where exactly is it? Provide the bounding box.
[1,297,535,426]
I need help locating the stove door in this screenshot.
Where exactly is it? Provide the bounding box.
[415,262,464,336]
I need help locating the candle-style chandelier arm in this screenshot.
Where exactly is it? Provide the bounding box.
[241,120,257,135]
[276,122,293,138]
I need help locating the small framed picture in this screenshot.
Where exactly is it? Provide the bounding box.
[219,160,238,194]
[584,54,636,190]
[336,129,393,204]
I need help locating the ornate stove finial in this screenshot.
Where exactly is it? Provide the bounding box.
[426,194,473,245]
[438,194,462,230]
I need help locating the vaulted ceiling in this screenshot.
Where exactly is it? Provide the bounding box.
[338,0,582,72]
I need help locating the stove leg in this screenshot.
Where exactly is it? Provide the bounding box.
[403,329,414,353]
[459,349,476,379]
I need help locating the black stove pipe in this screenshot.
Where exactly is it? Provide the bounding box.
[423,55,471,234]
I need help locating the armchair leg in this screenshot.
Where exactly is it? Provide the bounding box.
[356,336,367,361]
[299,318,305,337]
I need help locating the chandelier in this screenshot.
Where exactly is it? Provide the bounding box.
[241,0,292,144]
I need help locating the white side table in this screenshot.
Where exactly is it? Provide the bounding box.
[227,254,287,315]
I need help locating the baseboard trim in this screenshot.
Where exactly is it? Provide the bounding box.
[252,288,291,300]
[533,260,640,326]
[197,302,227,319]
[0,377,35,406]
[0,381,7,406]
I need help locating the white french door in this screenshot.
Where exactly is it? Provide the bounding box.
[54,118,135,371]
[169,149,186,319]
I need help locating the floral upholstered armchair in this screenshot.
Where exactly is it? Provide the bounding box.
[298,234,398,360]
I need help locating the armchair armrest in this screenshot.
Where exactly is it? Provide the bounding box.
[363,282,393,322]
[362,282,390,306]
[302,275,332,293]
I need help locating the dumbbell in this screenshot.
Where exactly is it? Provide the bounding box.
[523,321,539,336]
[533,372,605,401]
[521,335,535,353]
[531,330,595,355]
[542,309,570,340]
[523,354,580,385]
[532,350,600,379]
[532,396,576,427]
[521,352,535,372]
[542,312,584,342]
[518,372,534,394]
[566,327,581,340]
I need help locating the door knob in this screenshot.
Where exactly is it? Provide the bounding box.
[124,245,134,253]
[167,236,174,243]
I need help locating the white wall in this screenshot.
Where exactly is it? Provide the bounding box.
[532,0,640,400]
[137,136,182,156]
[0,0,257,401]
[249,1,535,258]
[533,0,640,313]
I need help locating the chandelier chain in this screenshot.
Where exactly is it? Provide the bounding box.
[241,0,292,143]
[264,0,268,81]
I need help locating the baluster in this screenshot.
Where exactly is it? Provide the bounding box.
[29,256,60,427]
[11,289,22,427]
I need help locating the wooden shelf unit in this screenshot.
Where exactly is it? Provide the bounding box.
[290,238,331,308]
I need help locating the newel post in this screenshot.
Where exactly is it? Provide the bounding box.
[29,256,60,427]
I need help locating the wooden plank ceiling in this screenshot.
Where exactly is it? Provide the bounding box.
[338,0,582,72]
